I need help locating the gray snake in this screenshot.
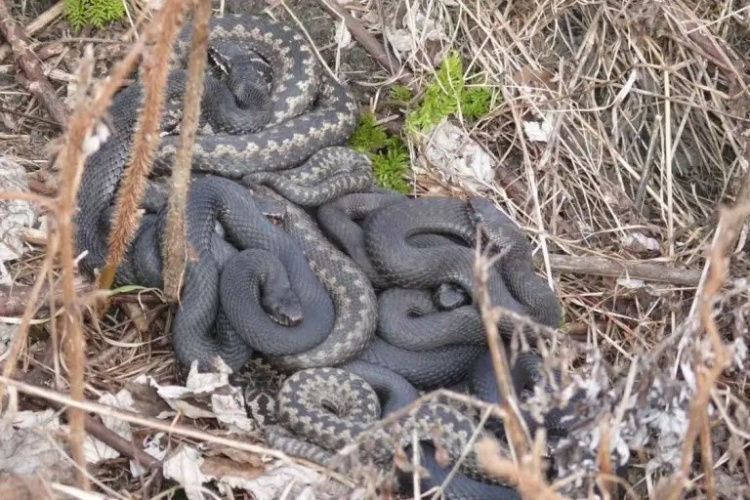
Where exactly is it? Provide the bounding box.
[73,12,577,499]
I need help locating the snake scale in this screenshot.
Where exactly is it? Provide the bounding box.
[73,12,580,499]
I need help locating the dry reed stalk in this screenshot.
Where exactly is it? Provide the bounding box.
[45,44,101,491]
[100,0,191,294]
[472,247,531,459]
[162,0,212,301]
[665,201,750,500]
[0,373,351,479]
[470,242,569,499]
[475,438,567,499]
[0,3,170,489]
[0,12,150,407]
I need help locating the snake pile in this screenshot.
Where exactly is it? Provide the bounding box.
[74,12,585,499]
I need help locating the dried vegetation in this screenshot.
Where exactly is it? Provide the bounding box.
[0,0,748,499]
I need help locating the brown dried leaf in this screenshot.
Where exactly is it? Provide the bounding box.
[200,455,265,481]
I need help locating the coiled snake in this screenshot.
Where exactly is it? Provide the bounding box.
[74,12,575,499]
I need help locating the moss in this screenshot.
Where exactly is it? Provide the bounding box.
[350,112,411,194]
[66,0,126,32]
[349,51,496,193]
[404,50,495,135]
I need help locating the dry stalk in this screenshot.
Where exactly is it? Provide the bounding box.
[0,230,59,393]
[472,245,531,460]
[162,0,212,301]
[0,3,165,489]
[665,201,750,500]
[0,374,351,480]
[0,0,68,126]
[698,407,716,500]
[40,49,96,493]
[100,0,191,295]
[595,419,617,499]
[475,439,567,499]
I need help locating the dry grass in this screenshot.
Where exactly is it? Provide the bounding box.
[0,0,749,498]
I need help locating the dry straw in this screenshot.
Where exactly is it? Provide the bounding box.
[0,0,748,498]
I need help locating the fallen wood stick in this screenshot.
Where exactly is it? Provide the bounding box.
[316,0,411,83]
[0,0,65,61]
[0,280,94,317]
[0,0,68,126]
[541,253,702,287]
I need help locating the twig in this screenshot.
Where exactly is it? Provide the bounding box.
[316,0,411,83]
[0,104,61,127]
[23,15,153,492]
[0,0,65,62]
[542,253,702,287]
[0,280,94,317]
[10,344,160,471]
[48,46,97,491]
[162,0,211,301]
[665,202,750,500]
[0,0,68,126]
[698,407,716,500]
[475,439,567,499]
[472,249,531,459]
[100,0,190,294]
[0,374,317,467]
[45,398,161,471]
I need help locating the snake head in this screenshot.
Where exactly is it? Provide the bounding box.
[256,195,288,220]
[467,197,527,256]
[262,288,304,327]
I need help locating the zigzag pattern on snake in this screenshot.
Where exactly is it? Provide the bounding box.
[73,12,583,500]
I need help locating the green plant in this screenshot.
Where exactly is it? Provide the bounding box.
[404,50,494,134]
[350,112,411,194]
[349,51,494,193]
[66,0,127,32]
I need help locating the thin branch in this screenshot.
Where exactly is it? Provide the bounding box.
[542,253,703,287]
[38,45,97,490]
[666,202,750,500]
[0,374,320,467]
[317,0,412,83]
[162,0,212,301]
[100,0,191,293]
[0,280,94,317]
[0,0,68,126]
[0,0,65,61]
[473,247,531,459]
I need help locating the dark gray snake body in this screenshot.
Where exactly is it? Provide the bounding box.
[315,192,562,388]
[74,13,575,499]
[76,14,359,284]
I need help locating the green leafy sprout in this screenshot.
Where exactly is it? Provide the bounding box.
[66,0,126,32]
[404,50,494,134]
[350,112,412,194]
[350,50,495,193]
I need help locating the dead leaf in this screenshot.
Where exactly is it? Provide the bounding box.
[200,456,264,480]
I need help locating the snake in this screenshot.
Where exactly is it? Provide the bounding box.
[312,192,563,388]
[71,12,578,499]
[75,13,360,284]
[261,356,583,499]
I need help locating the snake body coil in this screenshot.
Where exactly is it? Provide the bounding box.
[73,13,575,500]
